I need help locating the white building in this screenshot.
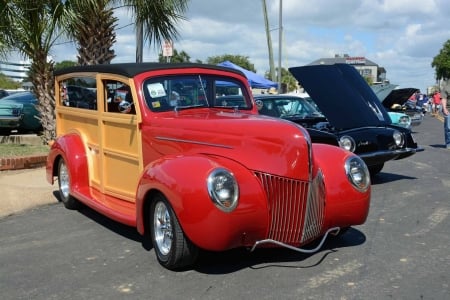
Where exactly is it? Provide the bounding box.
[0,60,31,82]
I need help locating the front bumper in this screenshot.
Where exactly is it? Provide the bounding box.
[358,147,424,166]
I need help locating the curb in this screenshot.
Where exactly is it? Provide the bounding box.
[0,154,48,171]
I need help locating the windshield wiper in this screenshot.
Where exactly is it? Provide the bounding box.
[174,104,207,112]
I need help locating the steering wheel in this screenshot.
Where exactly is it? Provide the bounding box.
[118,100,133,113]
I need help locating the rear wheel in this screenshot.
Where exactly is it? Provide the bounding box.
[57,159,79,210]
[368,163,384,176]
[150,194,198,270]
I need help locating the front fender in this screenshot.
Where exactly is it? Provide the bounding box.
[46,133,89,192]
[312,144,371,228]
[136,154,269,251]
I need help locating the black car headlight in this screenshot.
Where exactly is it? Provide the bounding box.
[393,130,404,147]
[339,135,356,152]
[207,168,239,212]
[345,156,370,192]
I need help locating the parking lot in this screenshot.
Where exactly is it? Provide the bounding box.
[0,114,449,300]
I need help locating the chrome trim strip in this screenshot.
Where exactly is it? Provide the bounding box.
[250,227,340,253]
[155,136,233,149]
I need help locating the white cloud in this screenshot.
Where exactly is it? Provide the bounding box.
[16,0,450,93]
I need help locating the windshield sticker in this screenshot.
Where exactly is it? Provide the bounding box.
[151,101,162,108]
[147,83,167,98]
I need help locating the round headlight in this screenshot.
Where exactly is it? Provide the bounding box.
[393,130,404,147]
[339,135,356,152]
[207,168,239,212]
[345,156,370,192]
[399,116,410,125]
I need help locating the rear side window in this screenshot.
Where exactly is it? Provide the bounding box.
[143,75,252,112]
[59,77,97,110]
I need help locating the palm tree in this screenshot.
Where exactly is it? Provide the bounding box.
[65,0,189,65]
[0,0,67,143]
[64,0,117,65]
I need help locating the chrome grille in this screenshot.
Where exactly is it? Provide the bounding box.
[301,170,326,242]
[254,170,326,244]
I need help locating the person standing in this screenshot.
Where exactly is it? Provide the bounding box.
[432,91,442,115]
[440,79,450,149]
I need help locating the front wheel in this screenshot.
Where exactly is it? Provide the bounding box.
[150,194,198,270]
[57,159,79,210]
[368,163,384,176]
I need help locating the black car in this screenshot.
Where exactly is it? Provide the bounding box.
[255,63,424,176]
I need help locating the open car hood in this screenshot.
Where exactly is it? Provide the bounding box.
[289,64,392,129]
[371,83,398,102]
[380,88,418,109]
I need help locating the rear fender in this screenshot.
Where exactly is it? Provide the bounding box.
[46,133,88,191]
[136,154,268,250]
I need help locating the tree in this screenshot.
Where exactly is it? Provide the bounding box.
[158,49,191,63]
[0,73,21,89]
[207,55,257,72]
[0,0,66,143]
[55,60,78,71]
[65,0,189,65]
[431,40,450,80]
[64,0,117,65]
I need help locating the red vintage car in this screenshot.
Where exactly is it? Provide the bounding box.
[46,63,371,270]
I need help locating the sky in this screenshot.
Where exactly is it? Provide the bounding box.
[31,0,450,93]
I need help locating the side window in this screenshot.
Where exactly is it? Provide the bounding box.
[59,77,97,110]
[104,80,135,114]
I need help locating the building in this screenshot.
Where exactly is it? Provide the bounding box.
[0,60,31,82]
[308,54,387,84]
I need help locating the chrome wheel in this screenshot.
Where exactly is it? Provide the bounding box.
[153,201,173,256]
[57,158,79,209]
[149,194,199,270]
[59,160,70,199]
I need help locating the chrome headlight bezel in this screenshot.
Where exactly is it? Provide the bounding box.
[339,135,356,152]
[345,156,370,192]
[399,115,410,126]
[207,168,239,212]
[393,130,405,147]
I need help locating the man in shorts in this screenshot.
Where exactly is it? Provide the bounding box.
[440,79,450,149]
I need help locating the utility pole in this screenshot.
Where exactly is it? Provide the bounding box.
[278,0,283,93]
[136,21,143,63]
[262,0,275,82]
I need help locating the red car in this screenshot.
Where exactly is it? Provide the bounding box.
[47,63,371,270]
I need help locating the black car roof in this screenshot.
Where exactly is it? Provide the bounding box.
[54,63,245,78]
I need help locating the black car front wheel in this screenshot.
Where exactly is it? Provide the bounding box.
[150,194,198,270]
[368,163,384,176]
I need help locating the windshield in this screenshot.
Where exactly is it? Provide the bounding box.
[143,75,252,112]
[256,96,324,118]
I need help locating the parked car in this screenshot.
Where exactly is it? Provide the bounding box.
[47,63,371,270]
[257,64,423,176]
[0,89,9,99]
[0,91,41,134]
[0,97,23,135]
[371,84,423,127]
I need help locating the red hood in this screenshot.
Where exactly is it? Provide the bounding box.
[141,109,312,181]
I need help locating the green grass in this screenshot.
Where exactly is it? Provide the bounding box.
[0,143,49,158]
